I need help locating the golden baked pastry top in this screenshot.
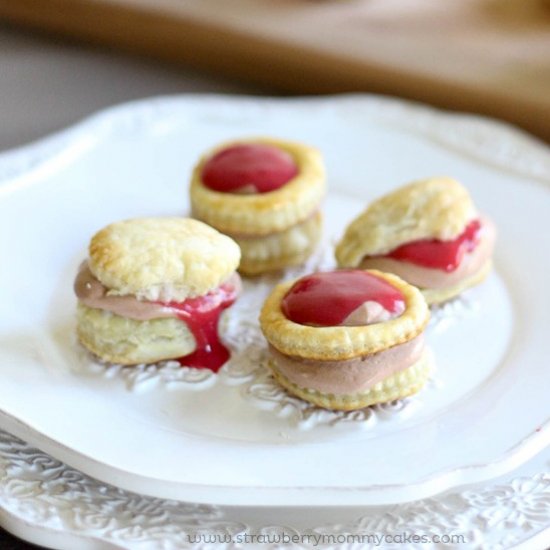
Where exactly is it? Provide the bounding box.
[190,137,326,235]
[259,270,429,361]
[335,177,477,268]
[88,217,240,302]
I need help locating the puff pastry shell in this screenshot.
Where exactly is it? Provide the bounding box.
[259,270,429,361]
[335,177,477,268]
[89,217,240,302]
[236,212,322,275]
[77,303,196,365]
[190,137,325,236]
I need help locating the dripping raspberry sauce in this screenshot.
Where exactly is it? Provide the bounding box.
[382,219,482,272]
[157,281,238,372]
[201,143,298,193]
[281,270,405,327]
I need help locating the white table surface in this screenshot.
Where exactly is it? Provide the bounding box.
[0,24,265,153]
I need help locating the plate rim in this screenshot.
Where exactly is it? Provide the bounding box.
[1,427,550,549]
[1,406,549,506]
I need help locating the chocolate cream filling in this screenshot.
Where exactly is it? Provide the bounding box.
[74,262,240,321]
[269,334,424,396]
[359,216,496,290]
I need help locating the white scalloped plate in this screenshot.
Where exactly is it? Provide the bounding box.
[0,95,549,507]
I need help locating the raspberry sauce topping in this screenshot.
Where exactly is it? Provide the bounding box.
[384,219,482,272]
[281,270,405,327]
[201,143,298,193]
[159,280,238,372]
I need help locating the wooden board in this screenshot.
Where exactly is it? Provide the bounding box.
[1,0,549,143]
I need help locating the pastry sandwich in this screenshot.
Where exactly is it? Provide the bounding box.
[259,269,431,410]
[74,217,241,370]
[190,138,325,275]
[335,177,496,305]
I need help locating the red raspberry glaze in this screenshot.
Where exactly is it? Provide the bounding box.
[281,270,405,327]
[201,143,298,193]
[159,281,238,372]
[385,219,482,272]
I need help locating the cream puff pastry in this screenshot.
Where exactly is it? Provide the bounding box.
[190,138,325,275]
[259,269,431,411]
[74,217,241,369]
[335,177,496,305]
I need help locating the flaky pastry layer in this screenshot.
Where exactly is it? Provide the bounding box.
[335,177,477,267]
[89,217,240,302]
[236,212,322,275]
[190,137,325,235]
[269,351,432,411]
[259,269,429,360]
[77,303,196,365]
